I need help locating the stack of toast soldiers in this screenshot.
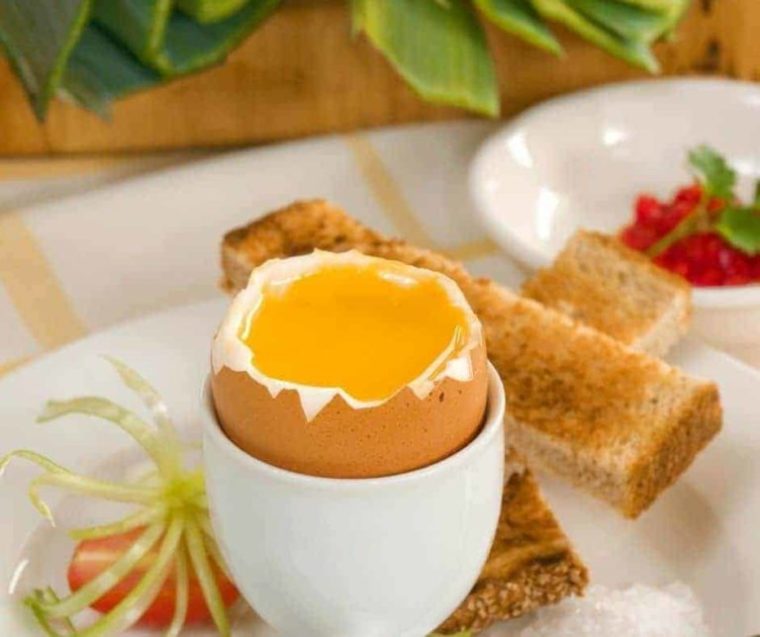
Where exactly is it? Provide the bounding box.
[219,201,722,634]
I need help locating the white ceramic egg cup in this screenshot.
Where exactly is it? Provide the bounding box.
[202,364,505,637]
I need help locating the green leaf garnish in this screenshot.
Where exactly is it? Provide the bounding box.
[352,0,499,117]
[39,523,166,619]
[688,145,737,200]
[68,503,166,541]
[25,588,77,637]
[644,145,760,261]
[715,207,760,256]
[166,545,190,637]
[2,358,234,637]
[186,518,231,636]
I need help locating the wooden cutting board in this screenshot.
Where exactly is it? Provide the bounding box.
[0,0,755,155]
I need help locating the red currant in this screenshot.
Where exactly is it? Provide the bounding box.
[634,195,663,227]
[658,200,693,234]
[751,255,760,280]
[674,183,702,206]
[620,224,658,251]
[620,180,760,286]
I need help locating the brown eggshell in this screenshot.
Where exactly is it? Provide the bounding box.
[210,343,488,478]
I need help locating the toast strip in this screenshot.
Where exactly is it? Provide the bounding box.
[522,231,691,357]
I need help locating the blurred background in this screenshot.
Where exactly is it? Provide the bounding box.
[0,0,752,155]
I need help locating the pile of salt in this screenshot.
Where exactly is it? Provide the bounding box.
[516,583,710,637]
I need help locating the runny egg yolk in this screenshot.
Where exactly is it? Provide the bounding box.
[242,262,470,402]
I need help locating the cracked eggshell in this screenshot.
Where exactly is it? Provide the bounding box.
[210,343,488,478]
[210,250,489,479]
[211,251,484,420]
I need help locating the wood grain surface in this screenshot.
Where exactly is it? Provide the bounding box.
[0,0,754,155]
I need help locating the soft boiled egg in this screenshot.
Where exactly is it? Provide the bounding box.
[210,250,488,478]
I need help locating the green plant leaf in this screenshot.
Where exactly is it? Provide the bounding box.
[352,0,499,116]
[566,0,675,41]
[178,0,250,24]
[662,0,692,24]
[60,0,279,114]
[474,0,561,55]
[95,0,280,76]
[92,0,171,64]
[753,180,760,208]
[619,0,677,12]
[531,0,659,71]
[688,145,737,200]
[61,24,160,117]
[0,0,691,121]
[716,207,760,256]
[0,0,93,118]
[159,0,280,74]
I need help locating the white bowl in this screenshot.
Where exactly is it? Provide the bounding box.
[470,78,760,347]
[202,365,505,637]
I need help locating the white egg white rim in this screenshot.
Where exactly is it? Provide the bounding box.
[201,363,507,489]
[211,250,485,421]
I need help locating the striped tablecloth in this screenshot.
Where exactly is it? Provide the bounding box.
[0,151,208,376]
[0,122,758,377]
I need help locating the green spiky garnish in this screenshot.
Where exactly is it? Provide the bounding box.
[1,358,234,637]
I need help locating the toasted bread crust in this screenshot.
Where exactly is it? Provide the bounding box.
[463,281,720,517]
[221,200,380,292]
[624,380,722,517]
[522,231,691,357]
[436,468,588,633]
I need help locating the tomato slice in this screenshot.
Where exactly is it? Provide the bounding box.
[67,526,239,628]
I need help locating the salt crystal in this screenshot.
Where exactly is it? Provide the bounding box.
[517,582,711,637]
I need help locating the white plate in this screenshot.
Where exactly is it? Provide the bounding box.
[1,299,759,636]
[470,78,760,271]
